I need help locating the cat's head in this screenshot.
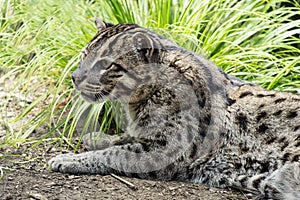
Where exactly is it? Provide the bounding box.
[72,18,174,103]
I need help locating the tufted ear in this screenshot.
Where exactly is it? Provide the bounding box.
[94,17,114,32]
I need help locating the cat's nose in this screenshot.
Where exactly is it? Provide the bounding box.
[72,72,81,86]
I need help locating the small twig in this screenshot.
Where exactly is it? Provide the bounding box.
[110,173,138,190]
[230,185,258,194]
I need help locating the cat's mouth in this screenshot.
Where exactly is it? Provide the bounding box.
[80,90,110,102]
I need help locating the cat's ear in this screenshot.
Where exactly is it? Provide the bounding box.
[94,17,114,32]
[132,32,154,51]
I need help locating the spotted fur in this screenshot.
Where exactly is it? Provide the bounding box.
[49,19,300,199]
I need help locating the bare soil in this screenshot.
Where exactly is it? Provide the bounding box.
[0,141,249,200]
[0,71,248,200]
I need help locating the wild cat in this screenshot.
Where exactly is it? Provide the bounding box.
[49,18,300,199]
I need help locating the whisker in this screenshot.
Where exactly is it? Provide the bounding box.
[95,93,103,101]
[101,89,112,100]
[102,88,120,100]
[93,89,111,102]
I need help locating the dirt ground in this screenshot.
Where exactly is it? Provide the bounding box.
[0,71,248,200]
[0,141,249,200]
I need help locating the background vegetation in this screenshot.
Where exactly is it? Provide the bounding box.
[0,0,299,148]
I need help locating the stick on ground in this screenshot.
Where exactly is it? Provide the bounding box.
[110,173,138,190]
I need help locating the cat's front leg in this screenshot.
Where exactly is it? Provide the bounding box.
[48,139,185,178]
[48,151,108,174]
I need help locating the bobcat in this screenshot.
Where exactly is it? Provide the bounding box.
[49,18,300,199]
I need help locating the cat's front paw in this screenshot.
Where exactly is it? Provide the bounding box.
[48,153,82,174]
[48,151,106,174]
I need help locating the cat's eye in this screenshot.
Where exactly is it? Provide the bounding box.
[91,58,113,73]
[99,59,110,68]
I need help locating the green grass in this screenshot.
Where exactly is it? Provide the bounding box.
[0,0,299,148]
